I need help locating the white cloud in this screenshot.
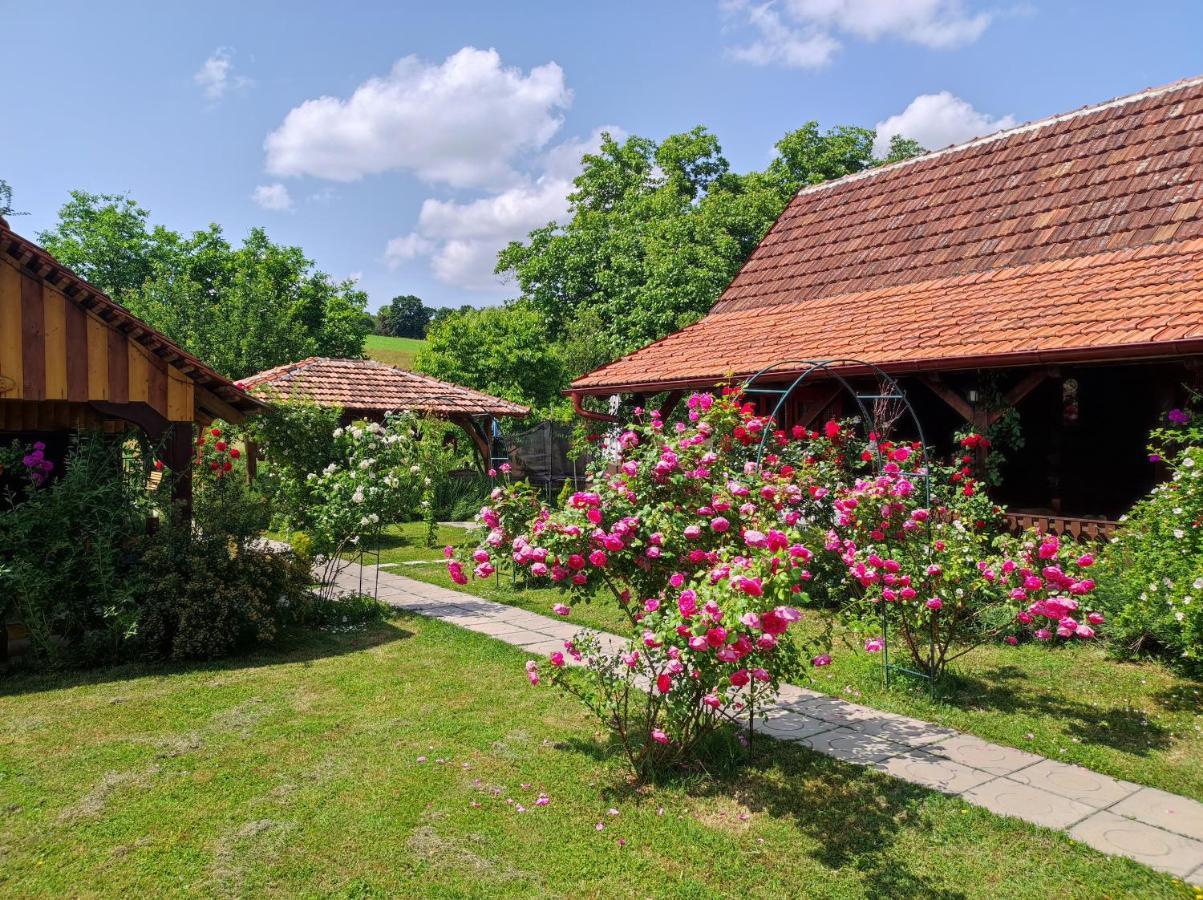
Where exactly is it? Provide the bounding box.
[251,183,293,211]
[386,127,622,291]
[194,48,251,100]
[264,47,572,189]
[723,0,990,69]
[873,91,1016,157]
[725,2,840,69]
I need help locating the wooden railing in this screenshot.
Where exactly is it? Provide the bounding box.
[1003,512,1117,542]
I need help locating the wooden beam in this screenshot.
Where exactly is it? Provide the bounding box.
[985,369,1053,427]
[798,384,843,428]
[90,400,170,442]
[195,385,245,424]
[919,375,974,423]
[658,390,684,419]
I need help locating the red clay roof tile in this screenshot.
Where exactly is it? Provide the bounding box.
[241,357,528,418]
[574,77,1203,393]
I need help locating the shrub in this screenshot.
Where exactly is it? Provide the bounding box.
[448,391,1105,776]
[134,423,310,661]
[1096,409,1203,672]
[0,434,148,665]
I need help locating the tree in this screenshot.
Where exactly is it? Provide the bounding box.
[0,179,20,218]
[378,294,432,338]
[879,135,927,165]
[37,192,370,378]
[429,304,475,328]
[498,123,925,379]
[414,302,566,415]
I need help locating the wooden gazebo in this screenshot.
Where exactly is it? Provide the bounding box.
[0,217,264,512]
[240,356,528,464]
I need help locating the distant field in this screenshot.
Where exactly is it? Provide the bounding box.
[364,334,426,370]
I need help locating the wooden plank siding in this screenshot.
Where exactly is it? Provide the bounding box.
[0,256,196,422]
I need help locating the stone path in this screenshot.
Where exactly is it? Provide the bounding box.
[331,562,1203,885]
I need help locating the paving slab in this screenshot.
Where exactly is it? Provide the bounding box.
[466,620,533,637]
[514,638,567,655]
[873,749,996,795]
[796,726,907,765]
[1068,811,1203,879]
[961,777,1096,830]
[1006,758,1140,809]
[756,710,837,741]
[845,712,958,749]
[922,733,1044,777]
[1110,787,1203,843]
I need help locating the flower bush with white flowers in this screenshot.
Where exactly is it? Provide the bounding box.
[448,390,1105,775]
[1097,408,1203,672]
[275,414,425,561]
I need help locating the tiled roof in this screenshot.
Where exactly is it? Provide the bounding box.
[573,76,1203,393]
[241,357,529,418]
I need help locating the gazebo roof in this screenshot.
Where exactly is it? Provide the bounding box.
[241,356,529,418]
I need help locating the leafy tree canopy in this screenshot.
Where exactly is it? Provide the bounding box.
[497,123,924,372]
[0,178,21,218]
[377,294,433,338]
[415,301,567,417]
[38,191,371,378]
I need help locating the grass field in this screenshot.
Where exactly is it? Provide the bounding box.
[364,334,427,370]
[0,613,1187,898]
[375,522,1203,806]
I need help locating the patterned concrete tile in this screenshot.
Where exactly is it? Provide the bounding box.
[1110,787,1203,842]
[873,749,995,795]
[466,620,532,637]
[790,695,895,728]
[795,727,907,765]
[1068,811,1203,878]
[755,710,836,742]
[923,734,1044,776]
[961,778,1095,830]
[846,713,958,749]
[1006,759,1140,809]
[516,638,567,656]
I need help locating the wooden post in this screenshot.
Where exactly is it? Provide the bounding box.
[165,422,194,521]
[244,439,259,482]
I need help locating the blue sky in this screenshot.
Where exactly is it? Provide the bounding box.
[3,1,1201,313]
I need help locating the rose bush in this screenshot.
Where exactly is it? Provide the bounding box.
[448,391,1105,775]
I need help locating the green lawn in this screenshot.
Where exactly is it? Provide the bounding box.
[364,334,426,370]
[0,615,1189,898]
[375,522,1203,806]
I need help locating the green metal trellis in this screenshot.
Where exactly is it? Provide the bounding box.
[742,359,939,696]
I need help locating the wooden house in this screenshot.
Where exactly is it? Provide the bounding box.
[569,77,1203,536]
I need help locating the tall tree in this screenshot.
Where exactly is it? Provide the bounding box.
[38,192,370,378]
[498,123,924,375]
[378,294,433,338]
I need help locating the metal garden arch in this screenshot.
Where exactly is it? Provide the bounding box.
[741,359,939,693]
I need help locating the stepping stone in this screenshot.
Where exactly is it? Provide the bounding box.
[873,749,995,795]
[961,778,1095,830]
[1068,810,1203,878]
[796,726,907,765]
[1110,787,1203,842]
[1006,759,1140,809]
[923,734,1043,776]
